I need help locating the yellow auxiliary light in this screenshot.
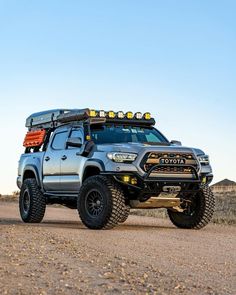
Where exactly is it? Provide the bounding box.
[143,112,151,120]
[202,177,207,184]
[99,110,106,117]
[108,111,115,118]
[135,112,142,119]
[117,111,125,119]
[126,112,134,119]
[131,177,138,185]
[86,135,91,141]
[122,175,130,183]
[89,109,97,117]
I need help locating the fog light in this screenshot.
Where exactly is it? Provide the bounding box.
[131,177,138,185]
[122,175,130,183]
[202,177,207,184]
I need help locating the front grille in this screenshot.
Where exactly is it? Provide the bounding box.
[141,152,198,178]
[151,166,193,174]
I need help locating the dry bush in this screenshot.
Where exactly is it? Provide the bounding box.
[0,193,19,202]
[212,192,236,225]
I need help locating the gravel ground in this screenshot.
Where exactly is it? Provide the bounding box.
[0,202,235,295]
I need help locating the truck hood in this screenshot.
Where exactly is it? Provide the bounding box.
[96,142,205,156]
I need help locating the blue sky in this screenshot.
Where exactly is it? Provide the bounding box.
[0,0,235,194]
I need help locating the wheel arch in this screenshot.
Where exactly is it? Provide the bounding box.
[82,165,101,182]
[23,165,41,188]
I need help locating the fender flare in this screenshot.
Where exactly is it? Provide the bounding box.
[23,165,41,188]
[82,159,105,183]
[85,159,105,171]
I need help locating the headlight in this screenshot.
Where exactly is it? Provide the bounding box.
[198,155,210,165]
[107,152,137,163]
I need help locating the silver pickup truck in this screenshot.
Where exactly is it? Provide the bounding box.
[17,108,215,229]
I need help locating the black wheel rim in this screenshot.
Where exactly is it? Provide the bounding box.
[183,195,199,217]
[22,190,30,214]
[85,189,104,218]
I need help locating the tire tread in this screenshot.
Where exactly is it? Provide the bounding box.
[167,184,215,229]
[19,178,46,223]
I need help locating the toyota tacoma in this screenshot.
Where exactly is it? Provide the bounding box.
[17,108,215,229]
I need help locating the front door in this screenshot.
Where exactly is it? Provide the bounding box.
[43,129,70,191]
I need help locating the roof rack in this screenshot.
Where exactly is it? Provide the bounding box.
[26,108,155,130]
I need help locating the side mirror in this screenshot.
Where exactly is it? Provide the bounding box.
[66,137,83,148]
[170,140,182,146]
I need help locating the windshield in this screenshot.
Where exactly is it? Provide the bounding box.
[91,125,168,144]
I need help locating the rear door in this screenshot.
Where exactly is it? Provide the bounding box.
[60,127,85,192]
[42,128,70,191]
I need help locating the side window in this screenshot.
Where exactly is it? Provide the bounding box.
[68,128,84,149]
[70,129,83,140]
[145,132,161,143]
[51,131,68,150]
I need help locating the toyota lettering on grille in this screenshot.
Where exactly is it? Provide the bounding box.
[160,158,186,165]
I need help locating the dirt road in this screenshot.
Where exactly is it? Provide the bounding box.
[0,202,235,295]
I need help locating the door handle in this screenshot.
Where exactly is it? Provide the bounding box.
[45,156,50,161]
[61,155,67,160]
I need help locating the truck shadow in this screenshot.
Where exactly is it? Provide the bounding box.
[0,217,175,231]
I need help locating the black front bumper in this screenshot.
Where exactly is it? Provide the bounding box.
[101,168,213,199]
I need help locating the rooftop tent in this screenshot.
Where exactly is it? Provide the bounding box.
[25,109,71,128]
[25,109,90,129]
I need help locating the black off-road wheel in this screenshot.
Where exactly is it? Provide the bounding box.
[118,205,130,223]
[167,185,215,229]
[77,176,125,229]
[19,178,46,223]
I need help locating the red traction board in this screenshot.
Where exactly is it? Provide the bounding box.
[23,129,46,147]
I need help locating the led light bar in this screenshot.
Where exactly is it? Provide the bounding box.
[86,109,153,121]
